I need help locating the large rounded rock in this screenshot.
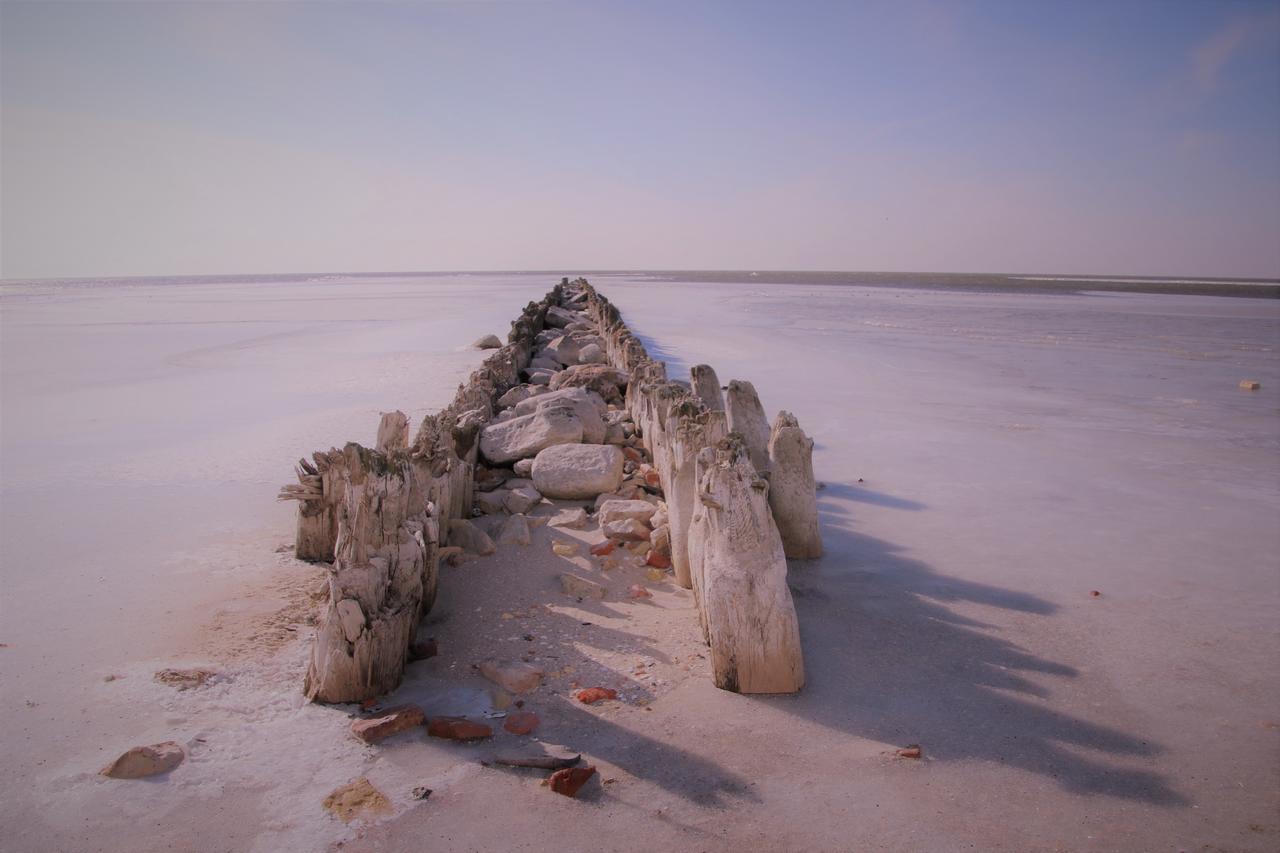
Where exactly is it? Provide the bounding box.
[549,364,629,402]
[479,405,583,464]
[531,444,625,499]
[544,305,579,328]
[514,387,607,444]
[542,335,582,367]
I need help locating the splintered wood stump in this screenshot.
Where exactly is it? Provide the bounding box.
[376,410,410,452]
[690,364,725,412]
[687,436,804,694]
[725,379,772,478]
[279,449,345,562]
[303,444,441,703]
[663,406,727,590]
[767,411,823,559]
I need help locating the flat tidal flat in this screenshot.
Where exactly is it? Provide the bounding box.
[1,272,1276,851]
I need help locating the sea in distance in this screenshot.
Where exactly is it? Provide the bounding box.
[3,269,1277,298]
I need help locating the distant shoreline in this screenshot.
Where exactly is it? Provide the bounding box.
[2,269,1277,299]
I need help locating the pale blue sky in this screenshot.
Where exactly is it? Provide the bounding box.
[2,0,1278,278]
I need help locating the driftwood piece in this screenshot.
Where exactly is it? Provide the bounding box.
[687,437,804,694]
[767,411,822,559]
[304,444,439,703]
[484,754,582,770]
[278,449,344,562]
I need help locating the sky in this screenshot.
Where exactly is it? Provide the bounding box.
[2,0,1278,279]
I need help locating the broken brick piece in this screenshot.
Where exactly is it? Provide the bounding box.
[503,711,541,735]
[427,717,493,741]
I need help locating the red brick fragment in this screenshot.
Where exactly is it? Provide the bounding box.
[503,711,541,735]
[427,717,493,741]
[645,551,671,569]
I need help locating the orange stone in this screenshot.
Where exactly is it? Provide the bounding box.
[549,765,597,797]
[576,687,617,705]
[645,551,671,569]
[589,541,616,556]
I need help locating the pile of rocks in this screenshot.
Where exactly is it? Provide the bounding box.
[281,276,816,704]
[448,297,674,571]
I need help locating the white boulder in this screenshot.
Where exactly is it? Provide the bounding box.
[602,518,651,541]
[597,499,658,527]
[504,485,542,514]
[514,387,607,444]
[479,405,582,465]
[545,305,578,328]
[549,508,589,529]
[531,444,625,499]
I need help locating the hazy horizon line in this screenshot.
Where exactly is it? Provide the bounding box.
[4,267,1278,285]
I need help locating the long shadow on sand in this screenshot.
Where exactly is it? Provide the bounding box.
[626,330,692,379]
[772,488,1189,806]
[818,480,927,511]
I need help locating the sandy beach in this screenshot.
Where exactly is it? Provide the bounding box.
[1,273,1277,851]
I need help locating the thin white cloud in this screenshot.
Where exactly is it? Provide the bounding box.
[1192,8,1280,93]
